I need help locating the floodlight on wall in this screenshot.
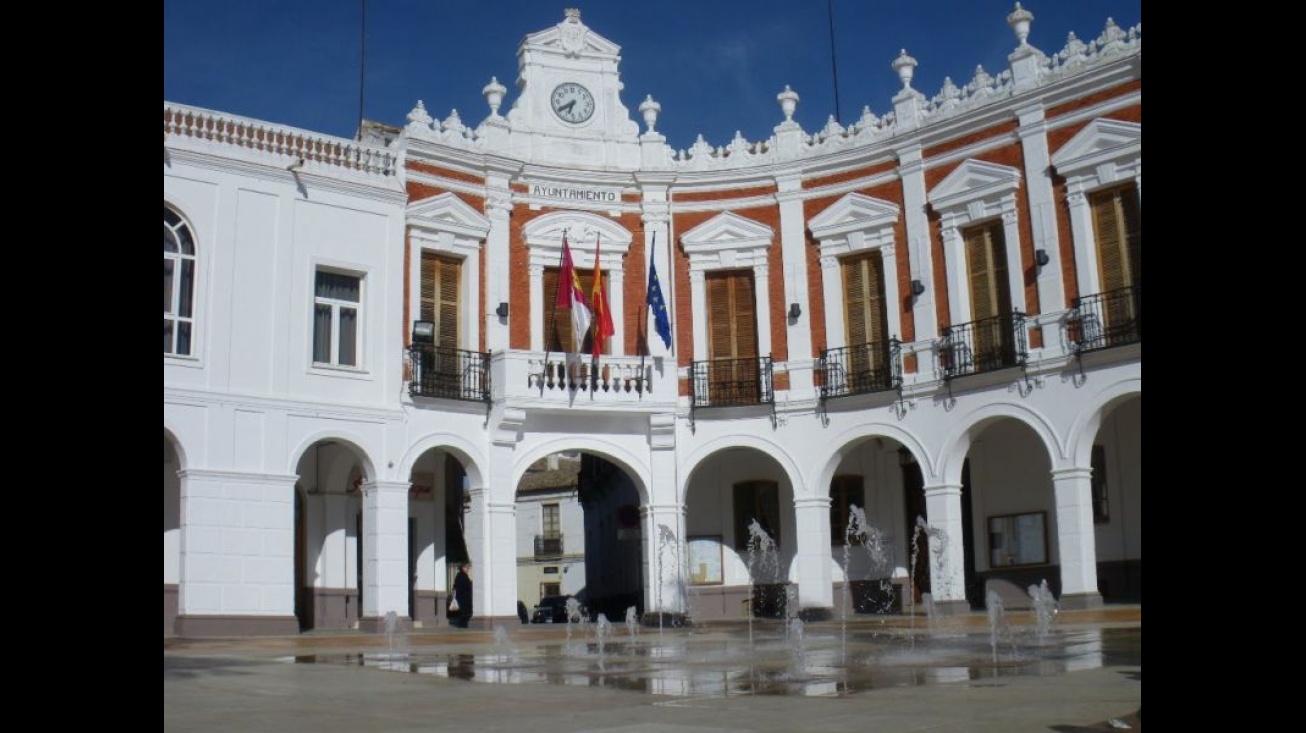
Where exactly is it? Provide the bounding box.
[788,302,801,319]
[286,157,305,172]
[1034,249,1050,267]
[411,320,436,344]
[496,302,509,318]
[910,280,926,297]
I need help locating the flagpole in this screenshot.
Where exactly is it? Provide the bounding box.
[542,230,567,392]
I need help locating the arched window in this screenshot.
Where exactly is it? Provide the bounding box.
[164,205,196,356]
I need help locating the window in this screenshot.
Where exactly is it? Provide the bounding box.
[1090,444,1110,523]
[964,220,1015,365]
[542,503,560,538]
[842,253,890,377]
[733,479,780,550]
[1090,184,1142,331]
[707,270,759,399]
[829,475,865,544]
[420,252,460,349]
[164,206,196,356]
[988,511,1048,567]
[540,582,560,598]
[543,267,606,353]
[313,269,362,367]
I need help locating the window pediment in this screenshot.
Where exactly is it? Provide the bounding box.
[1051,118,1141,176]
[407,193,490,242]
[808,193,900,257]
[523,211,632,269]
[929,158,1018,215]
[681,212,773,270]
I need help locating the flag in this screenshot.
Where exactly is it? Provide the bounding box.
[590,234,615,360]
[646,233,672,351]
[556,233,591,353]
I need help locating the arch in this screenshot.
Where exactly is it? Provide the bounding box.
[680,434,805,503]
[286,431,379,481]
[510,437,651,504]
[935,401,1062,485]
[1066,375,1142,467]
[810,423,932,497]
[164,201,201,358]
[397,433,488,489]
[522,210,634,267]
[163,424,190,471]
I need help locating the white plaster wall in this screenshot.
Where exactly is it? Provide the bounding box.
[1093,398,1141,562]
[966,420,1057,572]
[164,452,181,584]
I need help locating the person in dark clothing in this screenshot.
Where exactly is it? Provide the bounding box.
[517,599,529,624]
[450,563,473,628]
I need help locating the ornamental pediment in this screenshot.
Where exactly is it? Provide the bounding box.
[1051,118,1141,174]
[928,159,1021,212]
[522,211,632,268]
[680,212,774,252]
[406,192,490,238]
[808,193,900,240]
[522,10,621,58]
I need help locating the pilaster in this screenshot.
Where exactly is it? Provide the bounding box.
[359,479,413,632]
[921,483,968,615]
[1051,467,1104,609]
[793,496,834,618]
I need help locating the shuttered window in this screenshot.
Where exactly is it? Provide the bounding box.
[1091,184,1141,292]
[420,252,460,350]
[543,267,604,353]
[964,221,1013,361]
[842,253,889,375]
[706,269,759,395]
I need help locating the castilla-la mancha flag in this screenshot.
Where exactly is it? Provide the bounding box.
[555,233,592,354]
[590,234,615,360]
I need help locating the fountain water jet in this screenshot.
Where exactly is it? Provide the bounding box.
[1029,580,1059,643]
[745,518,779,647]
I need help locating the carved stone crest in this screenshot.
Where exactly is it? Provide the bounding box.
[560,8,587,56]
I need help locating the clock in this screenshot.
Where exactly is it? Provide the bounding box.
[550,82,595,124]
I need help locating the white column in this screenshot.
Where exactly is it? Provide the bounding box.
[1052,467,1102,604]
[1066,191,1100,298]
[793,496,834,612]
[485,494,518,621]
[485,179,513,351]
[609,264,626,356]
[360,480,410,625]
[529,264,544,351]
[754,263,772,357]
[1017,105,1066,312]
[941,228,969,325]
[922,483,968,612]
[819,256,844,348]
[644,412,682,617]
[690,270,707,361]
[776,176,812,392]
[897,145,938,339]
[641,208,673,359]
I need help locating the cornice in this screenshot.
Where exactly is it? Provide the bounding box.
[164,385,405,423]
[165,148,407,205]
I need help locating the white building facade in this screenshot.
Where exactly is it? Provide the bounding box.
[164,6,1141,635]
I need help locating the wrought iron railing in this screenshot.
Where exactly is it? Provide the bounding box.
[690,356,774,408]
[534,534,564,559]
[818,338,902,400]
[407,344,490,402]
[1067,284,1141,354]
[938,311,1027,379]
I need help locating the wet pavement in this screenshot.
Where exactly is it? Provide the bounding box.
[164,605,1141,733]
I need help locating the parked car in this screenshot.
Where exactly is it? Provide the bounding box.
[532,595,574,623]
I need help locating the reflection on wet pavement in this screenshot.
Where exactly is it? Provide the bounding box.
[289,626,1140,699]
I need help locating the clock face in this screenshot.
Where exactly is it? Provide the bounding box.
[550,82,595,124]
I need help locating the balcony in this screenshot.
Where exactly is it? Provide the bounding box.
[1067,284,1142,354]
[534,534,564,559]
[690,356,774,409]
[938,312,1028,380]
[494,351,677,409]
[818,338,902,401]
[407,344,491,402]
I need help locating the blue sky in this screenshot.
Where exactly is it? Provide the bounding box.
[164,1,1141,153]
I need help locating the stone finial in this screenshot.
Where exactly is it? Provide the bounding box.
[1007,3,1034,46]
[564,8,580,22]
[639,94,661,133]
[482,77,507,118]
[892,49,918,90]
[777,85,800,122]
[406,100,433,127]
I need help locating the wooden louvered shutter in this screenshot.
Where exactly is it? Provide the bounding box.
[420,252,460,350]
[965,222,1012,362]
[544,267,599,353]
[1092,185,1141,292]
[842,253,888,375]
[707,270,758,396]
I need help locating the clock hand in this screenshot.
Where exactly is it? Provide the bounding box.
[558,100,576,114]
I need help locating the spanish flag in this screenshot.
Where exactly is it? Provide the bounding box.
[555,233,592,354]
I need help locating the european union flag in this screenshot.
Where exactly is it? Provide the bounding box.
[646,234,673,351]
